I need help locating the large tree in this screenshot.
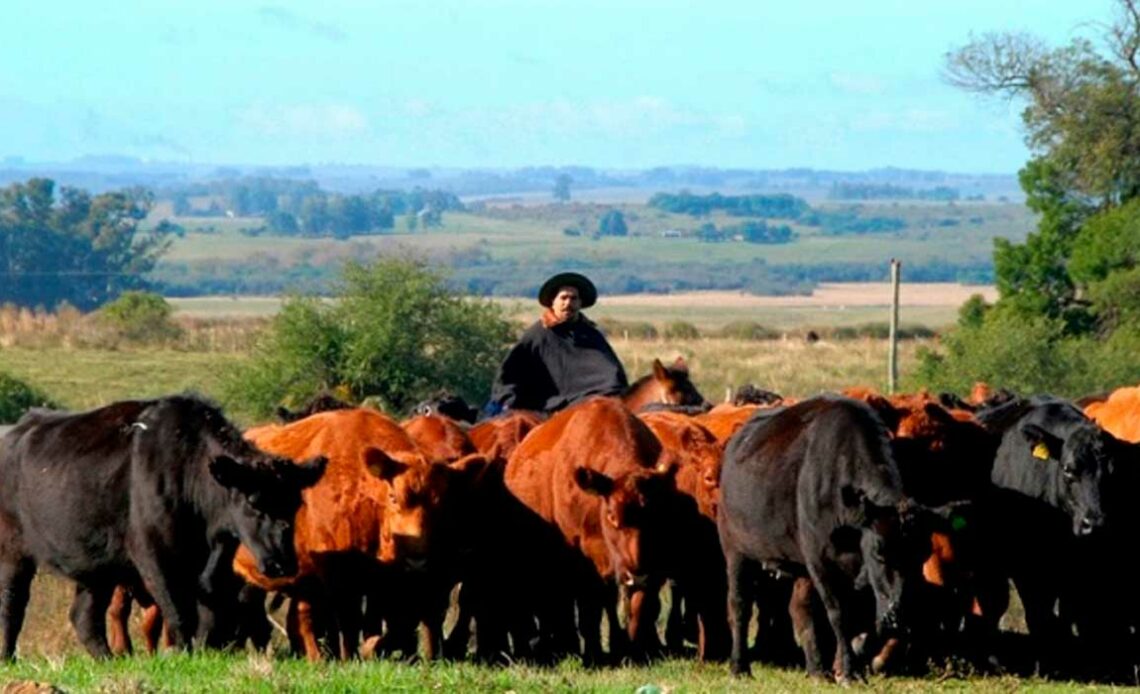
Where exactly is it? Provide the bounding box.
[944,0,1140,334]
[0,178,171,310]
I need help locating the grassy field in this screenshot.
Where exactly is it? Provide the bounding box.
[159,201,1035,272]
[0,337,926,425]
[0,651,1101,693]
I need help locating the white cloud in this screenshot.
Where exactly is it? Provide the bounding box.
[850,107,958,133]
[482,96,745,139]
[829,72,889,96]
[238,103,368,138]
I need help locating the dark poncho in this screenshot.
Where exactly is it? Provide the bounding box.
[490,316,628,413]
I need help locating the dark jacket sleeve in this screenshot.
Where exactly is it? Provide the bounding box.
[489,338,535,409]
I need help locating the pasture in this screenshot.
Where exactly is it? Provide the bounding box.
[156,201,1035,280]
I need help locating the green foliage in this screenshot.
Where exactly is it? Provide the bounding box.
[957,293,991,329]
[0,371,56,424]
[0,178,170,310]
[719,321,780,340]
[222,258,513,418]
[98,291,183,343]
[662,320,700,339]
[648,191,810,219]
[598,210,628,237]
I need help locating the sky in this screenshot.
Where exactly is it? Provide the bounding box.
[0,0,1117,172]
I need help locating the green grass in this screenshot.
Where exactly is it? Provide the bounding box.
[158,202,1035,271]
[0,652,1106,693]
[0,347,247,416]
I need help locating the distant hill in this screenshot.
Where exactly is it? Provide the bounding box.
[0,159,1022,202]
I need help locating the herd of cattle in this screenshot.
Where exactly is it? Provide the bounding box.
[2,356,1140,684]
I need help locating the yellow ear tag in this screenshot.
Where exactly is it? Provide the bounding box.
[1032,443,1050,460]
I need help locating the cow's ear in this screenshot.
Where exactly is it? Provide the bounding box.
[864,395,900,433]
[574,467,615,497]
[922,402,957,425]
[671,356,689,374]
[210,455,259,493]
[652,359,668,382]
[363,448,409,481]
[1020,423,1061,461]
[292,455,328,489]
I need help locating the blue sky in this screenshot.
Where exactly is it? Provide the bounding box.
[0,1,1113,172]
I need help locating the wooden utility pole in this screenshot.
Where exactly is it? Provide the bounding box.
[888,259,901,394]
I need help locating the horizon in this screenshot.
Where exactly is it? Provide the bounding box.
[1,1,1113,173]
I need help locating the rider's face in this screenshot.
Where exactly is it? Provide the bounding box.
[552,286,581,322]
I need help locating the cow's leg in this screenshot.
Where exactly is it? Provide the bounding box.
[806,561,857,683]
[236,586,272,652]
[0,555,35,660]
[626,580,664,661]
[694,570,730,663]
[788,576,824,675]
[577,576,606,667]
[286,596,325,661]
[663,581,686,654]
[725,549,754,676]
[106,585,134,656]
[443,582,474,660]
[1013,576,1066,677]
[69,582,114,658]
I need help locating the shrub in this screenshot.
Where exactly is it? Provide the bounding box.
[222,257,514,418]
[0,371,55,424]
[98,291,183,343]
[662,321,701,340]
[719,321,780,341]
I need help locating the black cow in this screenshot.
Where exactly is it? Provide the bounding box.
[971,396,1128,677]
[0,395,326,658]
[717,395,919,682]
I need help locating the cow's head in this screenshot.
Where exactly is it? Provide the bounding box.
[842,489,927,638]
[574,464,681,587]
[364,448,488,569]
[1020,422,1111,536]
[210,453,327,578]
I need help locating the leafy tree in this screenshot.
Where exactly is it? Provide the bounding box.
[553,173,573,202]
[223,257,513,417]
[598,209,628,237]
[0,178,170,310]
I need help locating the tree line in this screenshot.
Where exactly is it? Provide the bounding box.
[647,192,811,219]
[171,177,465,238]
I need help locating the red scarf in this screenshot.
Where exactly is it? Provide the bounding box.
[541,309,581,328]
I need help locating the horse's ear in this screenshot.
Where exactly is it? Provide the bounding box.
[671,356,689,374]
[652,359,668,380]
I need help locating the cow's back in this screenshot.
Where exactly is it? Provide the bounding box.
[718,397,901,567]
[505,398,661,564]
[1086,385,1140,443]
[242,408,423,573]
[0,401,150,576]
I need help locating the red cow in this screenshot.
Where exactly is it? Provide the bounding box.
[503,397,691,664]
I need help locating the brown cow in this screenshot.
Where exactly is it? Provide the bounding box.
[467,410,545,461]
[637,410,730,661]
[1085,385,1140,443]
[401,413,476,464]
[695,404,760,445]
[232,408,487,661]
[503,397,692,664]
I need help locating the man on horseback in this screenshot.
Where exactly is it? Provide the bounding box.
[486,272,628,415]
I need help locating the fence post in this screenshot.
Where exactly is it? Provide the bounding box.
[888,259,901,394]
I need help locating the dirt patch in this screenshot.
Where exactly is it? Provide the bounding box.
[600,283,996,309]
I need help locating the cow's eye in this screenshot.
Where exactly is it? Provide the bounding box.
[1062,467,1077,481]
[607,511,619,528]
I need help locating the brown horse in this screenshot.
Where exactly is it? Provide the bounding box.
[622,357,709,412]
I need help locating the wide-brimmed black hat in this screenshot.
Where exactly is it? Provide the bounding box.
[538,272,597,308]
